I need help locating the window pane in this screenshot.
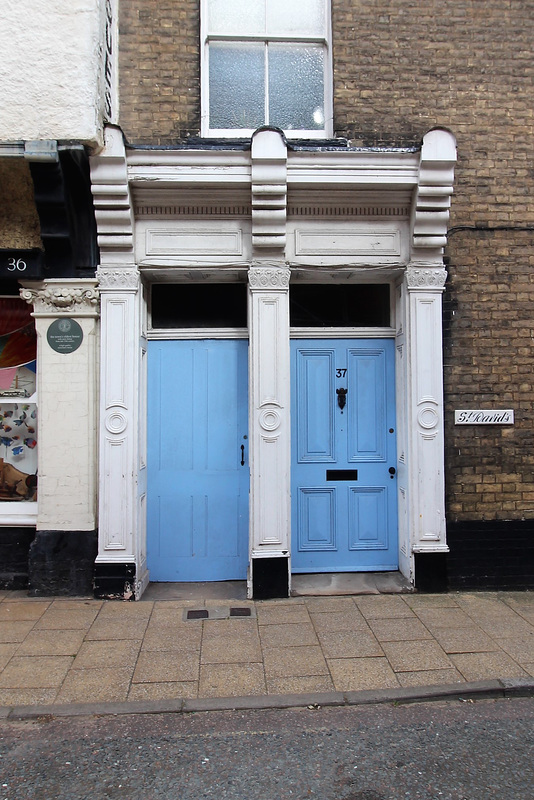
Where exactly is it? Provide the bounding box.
[152,284,248,328]
[208,0,265,35]
[210,42,265,129]
[269,44,324,130]
[0,402,38,501]
[290,285,391,327]
[266,0,324,36]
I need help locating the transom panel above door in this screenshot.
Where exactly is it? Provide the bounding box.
[291,339,398,572]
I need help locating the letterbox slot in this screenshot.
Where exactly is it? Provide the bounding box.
[326,470,358,481]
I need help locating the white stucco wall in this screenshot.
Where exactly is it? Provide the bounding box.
[1,0,107,147]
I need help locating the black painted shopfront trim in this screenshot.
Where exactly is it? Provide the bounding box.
[28,530,97,596]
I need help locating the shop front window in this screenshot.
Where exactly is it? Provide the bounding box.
[0,298,37,502]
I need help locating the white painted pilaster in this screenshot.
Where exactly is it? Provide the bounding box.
[248,266,292,585]
[20,280,99,532]
[405,267,449,554]
[90,126,147,598]
[96,267,147,596]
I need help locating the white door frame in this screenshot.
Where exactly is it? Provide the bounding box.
[89,125,456,598]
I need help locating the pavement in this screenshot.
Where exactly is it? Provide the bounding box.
[1,584,534,718]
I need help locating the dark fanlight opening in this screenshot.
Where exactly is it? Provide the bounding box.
[290,284,390,327]
[151,283,248,328]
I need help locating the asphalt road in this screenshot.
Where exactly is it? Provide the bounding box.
[0,697,533,800]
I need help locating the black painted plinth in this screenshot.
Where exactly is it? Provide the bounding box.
[446,519,534,591]
[93,562,137,600]
[252,557,289,599]
[28,530,97,596]
[0,526,36,589]
[414,552,448,593]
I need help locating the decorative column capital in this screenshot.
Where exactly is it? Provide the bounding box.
[20,279,100,317]
[97,267,140,291]
[249,265,290,290]
[406,267,447,291]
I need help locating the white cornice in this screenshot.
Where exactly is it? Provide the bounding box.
[125,146,420,192]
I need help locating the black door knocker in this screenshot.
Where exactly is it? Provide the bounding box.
[336,387,347,411]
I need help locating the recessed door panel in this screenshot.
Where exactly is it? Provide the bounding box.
[147,340,249,581]
[291,339,397,572]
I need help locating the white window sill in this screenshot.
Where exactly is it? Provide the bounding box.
[0,502,38,527]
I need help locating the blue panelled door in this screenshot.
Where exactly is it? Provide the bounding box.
[147,340,249,581]
[291,339,397,572]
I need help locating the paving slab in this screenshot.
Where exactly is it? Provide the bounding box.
[198,662,266,697]
[0,620,37,642]
[367,617,432,642]
[16,630,86,657]
[316,629,384,659]
[396,668,465,688]
[355,595,415,619]
[430,626,498,654]
[309,609,369,632]
[380,640,453,672]
[263,645,329,679]
[0,601,50,621]
[450,651,531,682]
[0,655,73,688]
[266,675,335,694]
[258,622,318,648]
[128,681,198,702]
[56,667,133,704]
[1,588,534,713]
[133,651,199,684]
[327,656,400,691]
[72,639,142,670]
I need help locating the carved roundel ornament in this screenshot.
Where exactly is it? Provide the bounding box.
[418,406,439,430]
[105,410,128,435]
[259,408,281,432]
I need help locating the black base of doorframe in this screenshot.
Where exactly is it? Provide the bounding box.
[251,556,290,599]
[93,562,137,600]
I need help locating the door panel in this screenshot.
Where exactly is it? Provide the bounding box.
[147,340,249,581]
[291,339,397,572]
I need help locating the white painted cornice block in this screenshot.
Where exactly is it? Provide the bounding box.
[251,129,288,250]
[411,128,457,260]
[90,125,134,260]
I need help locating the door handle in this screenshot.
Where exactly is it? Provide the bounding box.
[389,467,396,478]
[240,444,245,466]
[336,387,347,410]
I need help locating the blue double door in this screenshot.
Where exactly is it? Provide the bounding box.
[147,337,397,581]
[291,339,398,572]
[147,340,249,581]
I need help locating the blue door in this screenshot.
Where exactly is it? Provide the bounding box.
[291,339,397,572]
[147,340,249,581]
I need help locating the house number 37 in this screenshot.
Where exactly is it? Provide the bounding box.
[336,368,347,378]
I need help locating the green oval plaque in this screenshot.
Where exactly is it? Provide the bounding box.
[47,318,83,354]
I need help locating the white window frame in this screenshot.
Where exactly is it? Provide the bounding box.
[200,0,333,139]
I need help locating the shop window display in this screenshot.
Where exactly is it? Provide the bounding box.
[0,298,37,501]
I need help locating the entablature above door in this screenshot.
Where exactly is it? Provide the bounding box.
[92,125,456,270]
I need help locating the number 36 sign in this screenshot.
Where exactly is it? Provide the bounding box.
[0,249,44,279]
